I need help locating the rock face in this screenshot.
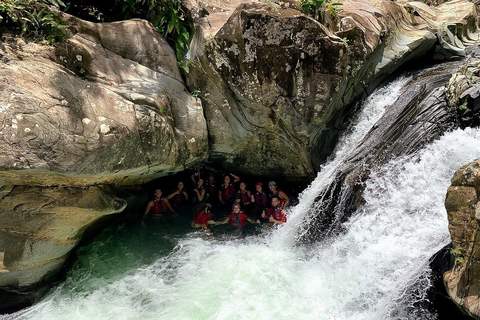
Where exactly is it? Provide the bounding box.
[184,0,479,177]
[444,158,480,319]
[0,17,207,183]
[1,0,480,310]
[446,54,480,128]
[0,16,207,300]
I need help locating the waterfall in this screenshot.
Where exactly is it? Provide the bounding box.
[3,74,480,320]
[279,75,412,246]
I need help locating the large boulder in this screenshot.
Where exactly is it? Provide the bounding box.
[183,0,479,178]
[0,17,208,183]
[444,158,480,319]
[0,16,207,301]
[445,54,480,128]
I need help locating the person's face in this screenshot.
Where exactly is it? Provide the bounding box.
[271,198,279,207]
[224,176,230,184]
[269,184,276,191]
[233,204,240,213]
[256,185,262,192]
[240,182,246,190]
[178,182,184,190]
[198,179,204,186]
[209,175,214,182]
[154,189,162,199]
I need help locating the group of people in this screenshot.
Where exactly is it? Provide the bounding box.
[143,171,291,235]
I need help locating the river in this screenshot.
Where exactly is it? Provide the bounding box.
[3,73,480,320]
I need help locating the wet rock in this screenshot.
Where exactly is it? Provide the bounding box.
[0,18,208,182]
[444,158,480,319]
[0,16,207,304]
[184,0,480,179]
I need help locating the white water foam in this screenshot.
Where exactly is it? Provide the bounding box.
[279,76,411,245]
[3,80,480,320]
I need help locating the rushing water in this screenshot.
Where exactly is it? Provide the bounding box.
[3,75,480,320]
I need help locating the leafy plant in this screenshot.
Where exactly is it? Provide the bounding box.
[451,246,465,263]
[459,101,468,111]
[192,89,201,98]
[154,0,189,62]
[299,0,342,22]
[0,0,68,44]
[178,58,194,73]
[114,0,190,63]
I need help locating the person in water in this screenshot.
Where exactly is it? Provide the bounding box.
[192,177,206,204]
[218,173,240,216]
[168,181,189,208]
[143,189,176,219]
[262,196,287,224]
[251,182,269,221]
[216,203,259,228]
[191,203,215,234]
[235,182,252,209]
[268,181,290,208]
[204,173,217,204]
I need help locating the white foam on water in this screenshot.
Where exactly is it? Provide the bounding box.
[3,77,480,320]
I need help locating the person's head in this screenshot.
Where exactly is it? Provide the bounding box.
[239,182,246,191]
[255,182,263,192]
[271,196,280,208]
[201,203,211,211]
[224,175,231,185]
[153,189,162,199]
[177,181,184,190]
[232,203,241,212]
[208,174,215,183]
[268,181,277,191]
[197,178,204,187]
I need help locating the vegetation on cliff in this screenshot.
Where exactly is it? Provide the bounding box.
[0,0,67,43]
[64,0,190,63]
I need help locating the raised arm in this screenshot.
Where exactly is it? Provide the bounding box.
[230,173,240,183]
[167,190,178,200]
[279,190,290,207]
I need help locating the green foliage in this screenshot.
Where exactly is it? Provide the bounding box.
[115,0,190,63]
[459,101,468,111]
[192,90,201,98]
[178,58,193,73]
[154,0,189,62]
[0,0,68,44]
[451,246,465,263]
[299,0,342,22]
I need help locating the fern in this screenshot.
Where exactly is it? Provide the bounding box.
[1,0,68,44]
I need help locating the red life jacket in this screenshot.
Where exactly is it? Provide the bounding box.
[152,198,168,215]
[221,184,235,202]
[193,209,213,225]
[236,190,250,205]
[228,211,248,227]
[205,182,215,196]
[265,206,287,222]
[192,185,205,204]
[254,192,268,209]
[172,192,187,205]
